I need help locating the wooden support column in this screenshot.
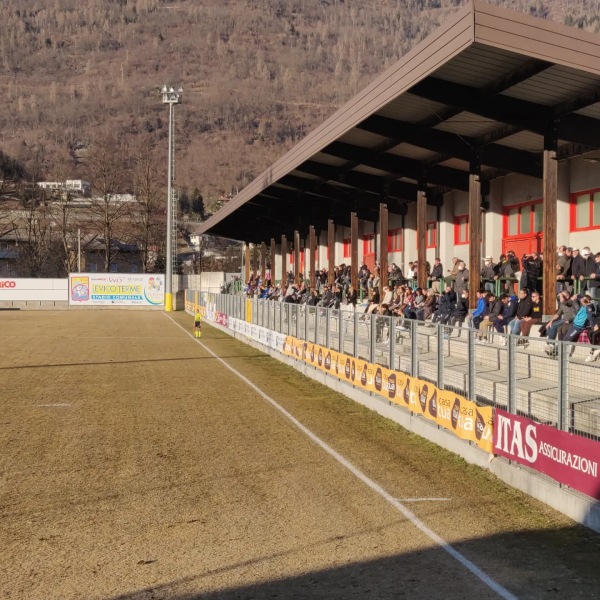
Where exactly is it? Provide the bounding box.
[270,238,276,284]
[260,242,266,283]
[543,145,558,316]
[417,190,427,290]
[244,243,251,283]
[468,173,482,308]
[327,219,335,285]
[293,230,300,284]
[309,225,316,290]
[379,203,389,295]
[281,234,287,285]
[252,244,258,279]
[351,212,359,290]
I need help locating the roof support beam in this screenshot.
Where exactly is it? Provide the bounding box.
[281,234,288,286]
[357,116,543,178]
[270,238,276,283]
[294,230,301,284]
[309,225,316,291]
[351,212,359,290]
[379,203,389,297]
[417,189,427,291]
[261,241,267,283]
[542,130,558,317]
[468,172,482,309]
[328,220,336,285]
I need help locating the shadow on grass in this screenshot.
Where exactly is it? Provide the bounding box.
[104,523,600,600]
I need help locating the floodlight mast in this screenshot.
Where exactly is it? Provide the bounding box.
[161,85,182,311]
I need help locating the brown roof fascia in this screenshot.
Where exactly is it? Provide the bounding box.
[474,0,600,76]
[197,4,475,235]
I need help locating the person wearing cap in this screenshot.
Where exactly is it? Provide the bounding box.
[581,247,596,294]
[481,256,496,293]
[430,257,443,293]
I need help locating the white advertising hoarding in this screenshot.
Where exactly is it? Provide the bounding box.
[68,273,165,306]
[0,278,68,301]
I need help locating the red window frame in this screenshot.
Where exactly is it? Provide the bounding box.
[570,188,600,232]
[363,234,375,256]
[342,238,351,258]
[503,199,543,238]
[387,228,403,252]
[454,215,469,245]
[426,221,437,249]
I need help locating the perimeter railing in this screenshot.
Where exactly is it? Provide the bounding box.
[189,291,600,443]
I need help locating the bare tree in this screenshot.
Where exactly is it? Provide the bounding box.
[84,135,131,272]
[131,138,165,272]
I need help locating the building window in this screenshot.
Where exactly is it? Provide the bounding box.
[387,229,403,252]
[454,215,469,245]
[363,234,375,256]
[571,189,600,231]
[426,221,437,249]
[504,200,543,237]
[343,238,351,258]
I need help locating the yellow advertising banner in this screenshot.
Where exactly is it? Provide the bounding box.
[245,300,253,323]
[283,336,493,453]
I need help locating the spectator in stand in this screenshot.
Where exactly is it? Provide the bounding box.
[563,296,594,343]
[478,292,502,343]
[406,261,416,284]
[496,250,520,293]
[556,245,571,293]
[542,290,578,354]
[346,284,357,307]
[570,248,585,288]
[518,291,543,343]
[416,289,437,322]
[432,285,457,324]
[446,257,460,289]
[507,288,533,337]
[470,290,488,331]
[587,251,600,300]
[389,263,403,287]
[318,284,333,307]
[520,252,542,292]
[306,288,319,306]
[581,247,597,295]
[454,261,469,295]
[586,314,600,362]
[481,257,496,293]
[445,289,469,336]
[494,293,518,336]
[430,258,443,293]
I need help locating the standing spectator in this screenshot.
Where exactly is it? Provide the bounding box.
[481,257,496,293]
[570,248,585,288]
[556,245,571,293]
[581,247,596,295]
[345,284,357,307]
[446,257,460,288]
[588,251,600,300]
[430,257,443,293]
[454,261,469,295]
[520,252,542,292]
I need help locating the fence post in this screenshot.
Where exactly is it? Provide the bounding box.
[410,320,417,378]
[325,307,331,348]
[507,334,516,414]
[557,342,570,431]
[338,309,344,355]
[353,312,359,358]
[314,306,319,344]
[389,316,396,371]
[436,323,444,389]
[370,315,376,363]
[295,304,300,339]
[467,327,476,400]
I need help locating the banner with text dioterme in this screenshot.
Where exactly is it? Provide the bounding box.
[69,274,165,306]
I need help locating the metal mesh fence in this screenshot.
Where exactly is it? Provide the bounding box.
[190,294,600,441]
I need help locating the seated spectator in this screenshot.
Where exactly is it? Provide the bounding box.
[416,289,437,322]
[345,284,357,307]
[478,292,502,343]
[507,289,533,337]
[518,291,543,344]
[470,290,488,331]
[542,290,577,353]
[432,285,457,325]
[563,296,594,343]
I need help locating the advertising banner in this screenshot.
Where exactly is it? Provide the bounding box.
[215,312,229,327]
[494,410,600,500]
[69,274,164,306]
[0,278,68,302]
[245,300,253,323]
[283,336,493,453]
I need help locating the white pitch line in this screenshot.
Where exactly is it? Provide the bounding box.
[398,497,451,502]
[165,314,519,600]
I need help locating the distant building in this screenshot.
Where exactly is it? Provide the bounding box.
[37,179,91,197]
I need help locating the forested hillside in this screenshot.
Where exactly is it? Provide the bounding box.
[1,0,599,207]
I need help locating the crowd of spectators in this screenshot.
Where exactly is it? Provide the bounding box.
[242,247,600,361]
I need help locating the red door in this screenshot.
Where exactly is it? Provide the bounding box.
[363,234,375,271]
[502,201,543,258]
